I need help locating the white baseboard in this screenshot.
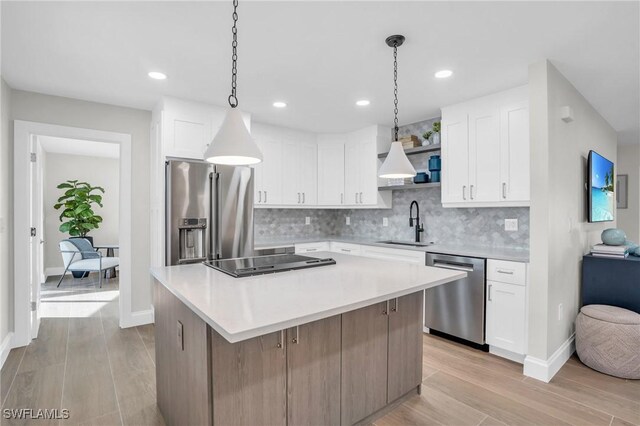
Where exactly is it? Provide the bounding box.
[489,346,526,364]
[45,267,64,279]
[0,332,15,370]
[524,333,575,383]
[120,308,155,328]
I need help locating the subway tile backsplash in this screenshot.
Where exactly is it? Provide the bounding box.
[254,188,529,249]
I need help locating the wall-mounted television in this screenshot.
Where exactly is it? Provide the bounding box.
[588,150,615,223]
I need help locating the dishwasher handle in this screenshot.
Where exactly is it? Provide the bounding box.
[432,259,474,272]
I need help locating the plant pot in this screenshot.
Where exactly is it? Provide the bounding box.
[69,236,94,278]
[432,133,440,145]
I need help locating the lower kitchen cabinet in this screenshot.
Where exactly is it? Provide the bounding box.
[211,331,287,426]
[154,283,211,426]
[287,317,342,426]
[341,302,389,425]
[341,291,424,424]
[387,292,424,402]
[486,280,526,354]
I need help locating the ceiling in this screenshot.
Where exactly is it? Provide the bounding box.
[39,136,120,159]
[2,1,638,144]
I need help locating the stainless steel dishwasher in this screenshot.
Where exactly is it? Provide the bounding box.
[425,253,486,346]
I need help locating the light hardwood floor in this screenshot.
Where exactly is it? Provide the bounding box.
[2,278,638,426]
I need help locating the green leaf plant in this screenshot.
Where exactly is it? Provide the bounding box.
[53,180,105,238]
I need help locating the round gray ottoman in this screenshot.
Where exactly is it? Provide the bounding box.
[576,305,640,379]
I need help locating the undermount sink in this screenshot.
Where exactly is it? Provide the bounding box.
[376,240,434,248]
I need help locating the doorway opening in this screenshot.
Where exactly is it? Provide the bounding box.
[13,121,132,347]
[39,136,121,321]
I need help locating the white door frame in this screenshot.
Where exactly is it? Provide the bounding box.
[13,120,133,347]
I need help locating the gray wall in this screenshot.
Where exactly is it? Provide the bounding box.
[10,90,152,313]
[0,78,13,346]
[43,152,120,271]
[528,60,618,361]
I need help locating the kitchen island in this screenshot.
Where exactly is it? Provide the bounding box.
[150,252,465,426]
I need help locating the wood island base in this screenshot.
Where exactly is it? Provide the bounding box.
[154,279,425,426]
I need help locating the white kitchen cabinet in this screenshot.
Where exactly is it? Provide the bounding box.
[317,135,346,205]
[295,242,331,254]
[441,111,469,204]
[441,86,529,208]
[252,135,283,205]
[486,259,527,358]
[360,245,425,264]
[500,100,530,203]
[345,126,388,206]
[282,140,317,206]
[329,242,362,256]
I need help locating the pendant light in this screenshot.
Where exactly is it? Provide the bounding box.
[204,0,263,166]
[378,35,416,179]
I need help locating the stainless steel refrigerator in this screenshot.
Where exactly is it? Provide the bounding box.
[165,159,254,265]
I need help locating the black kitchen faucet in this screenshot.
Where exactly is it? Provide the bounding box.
[409,200,424,243]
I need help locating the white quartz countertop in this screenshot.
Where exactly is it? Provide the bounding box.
[150,252,465,343]
[255,237,530,263]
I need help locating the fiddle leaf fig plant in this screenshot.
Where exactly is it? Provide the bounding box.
[53,180,105,237]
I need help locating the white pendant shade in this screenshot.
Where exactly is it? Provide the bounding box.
[204,108,263,165]
[378,141,416,178]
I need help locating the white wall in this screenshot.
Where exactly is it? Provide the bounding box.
[616,143,640,242]
[43,152,120,272]
[528,60,618,362]
[0,78,12,348]
[10,90,152,312]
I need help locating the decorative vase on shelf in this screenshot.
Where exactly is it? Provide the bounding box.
[428,155,441,183]
[432,133,440,145]
[601,228,626,246]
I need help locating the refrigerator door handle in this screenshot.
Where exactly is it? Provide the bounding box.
[210,170,221,260]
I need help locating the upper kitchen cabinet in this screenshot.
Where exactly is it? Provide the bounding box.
[282,139,318,206]
[441,86,529,207]
[317,134,346,205]
[251,123,284,206]
[154,97,251,161]
[318,125,392,208]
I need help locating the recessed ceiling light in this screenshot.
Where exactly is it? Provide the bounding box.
[435,70,453,79]
[273,101,287,108]
[356,100,371,106]
[148,71,167,80]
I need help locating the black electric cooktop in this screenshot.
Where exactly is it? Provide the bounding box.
[204,254,336,278]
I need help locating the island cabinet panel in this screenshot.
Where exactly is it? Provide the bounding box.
[387,292,424,402]
[210,330,287,426]
[286,316,342,426]
[154,282,211,426]
[341,302,389,426]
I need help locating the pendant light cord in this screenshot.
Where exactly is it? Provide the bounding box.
[228,0,239,108]
[393,42,399,141]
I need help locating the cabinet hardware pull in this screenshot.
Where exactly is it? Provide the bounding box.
[502,183,507,199]
[359,192,363,204]
[292,326,299,344]
[470,185,474,200]
[383,300,389,315]
[341,248,351,253]
[488,284,492,301]
[355,193,358,203]
[391,298,398,312]
[302,192,305,204]
[264,191,267,203]
[297,193,301,204]
[307,248,317,252]
[497,269,514,275]
[463,186,467,200]
[341,193,344,204]
[277,330,284,348]
[258,191,262,203]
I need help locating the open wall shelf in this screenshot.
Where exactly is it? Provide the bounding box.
[377,144,441,159]
[378,182,441,191]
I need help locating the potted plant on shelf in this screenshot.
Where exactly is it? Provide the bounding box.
[431,121,441,145]
[422,130,433,146]
[54,180,104,277]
